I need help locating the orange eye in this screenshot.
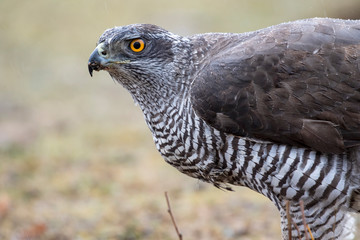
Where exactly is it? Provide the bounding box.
[130,39,145,52]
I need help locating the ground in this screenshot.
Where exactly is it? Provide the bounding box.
[0,78,281,239]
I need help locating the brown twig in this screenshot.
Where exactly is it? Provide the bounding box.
[299,200,309,240]
[165,191,183,240]
[286,200,301,239]
[286,200,314,240]
[332,211,336,240]
[286,201,292,240]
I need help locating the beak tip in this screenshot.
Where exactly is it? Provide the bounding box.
[88,63,94,77]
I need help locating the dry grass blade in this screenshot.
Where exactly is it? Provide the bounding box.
[307,224,314,240]
[286,200,302,240]
[286,201,292,240]
[165,191,183,240]
[299,200,309,240]
[286,200,315,240]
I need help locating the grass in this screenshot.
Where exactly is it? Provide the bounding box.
[1,0,360,239]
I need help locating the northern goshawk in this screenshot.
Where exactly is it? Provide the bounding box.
[88,18,360,239]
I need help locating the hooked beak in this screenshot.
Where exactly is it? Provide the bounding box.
[88,43,131,77]
[88,45,104,77]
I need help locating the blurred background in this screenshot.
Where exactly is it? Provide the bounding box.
[1,0,360,239]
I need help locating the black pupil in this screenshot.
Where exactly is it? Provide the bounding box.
[133,41,141,49]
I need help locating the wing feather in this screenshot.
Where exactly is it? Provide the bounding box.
[190,18,360,154]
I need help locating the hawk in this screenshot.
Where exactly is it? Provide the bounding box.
[88,18,360,239]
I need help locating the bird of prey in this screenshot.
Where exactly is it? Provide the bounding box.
[88,18,360,239]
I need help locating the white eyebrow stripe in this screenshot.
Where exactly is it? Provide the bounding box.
[107,36,113,44]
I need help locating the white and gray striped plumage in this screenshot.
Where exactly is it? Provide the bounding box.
[88,18,360,239]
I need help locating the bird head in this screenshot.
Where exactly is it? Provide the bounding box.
[88,24,192,101]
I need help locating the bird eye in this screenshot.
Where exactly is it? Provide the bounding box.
[130,39,145,52]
